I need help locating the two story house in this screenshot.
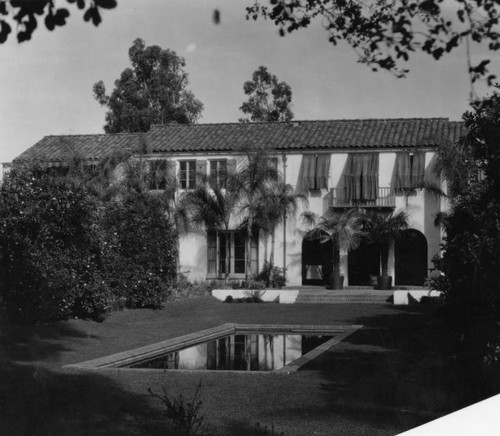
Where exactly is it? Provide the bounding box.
[15,118,464,287]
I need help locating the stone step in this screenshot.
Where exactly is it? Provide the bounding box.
[295,292,391,304]
[295,299,390,304]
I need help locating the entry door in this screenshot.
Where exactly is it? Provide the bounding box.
[348,242,381,286]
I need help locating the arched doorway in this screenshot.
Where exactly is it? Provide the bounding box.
[395,229,428,286]
[348,242,381,286]
[302,231,332,286]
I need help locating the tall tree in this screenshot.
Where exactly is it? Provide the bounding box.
[93,38,204,133]
[237,144,279,279]
[239,66,293,123]
[183,173,240,282]
[302,209,364,290]
[255,181,306,266]
[358,211,409,289]
[429,93,500,367]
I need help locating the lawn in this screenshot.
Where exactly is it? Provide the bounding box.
[0,296,495,435]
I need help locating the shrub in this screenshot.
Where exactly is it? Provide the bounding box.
[100,191,177,309]
[167,275,212,301]
[0,165,106,323]
[0,165,179,322]
[231,279,266,290]
[257,262,286,289]
[148,381,213,436]
[206,279,226,290]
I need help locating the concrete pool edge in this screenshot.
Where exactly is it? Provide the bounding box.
[63,323,363,372]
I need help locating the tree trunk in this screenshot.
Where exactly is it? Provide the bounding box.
[380,242,389,277]
[246,214,253,280]
[224,224,230,283]
[332,234,341,277]
[269,226,275,266]
[263,232,269,267]
[176,236,181,277]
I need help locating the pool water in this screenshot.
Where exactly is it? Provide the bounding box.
[128,333,333,371]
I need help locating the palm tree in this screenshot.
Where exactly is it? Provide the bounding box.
[182,172,240,281]
[359,210,409,289]
[302,209,364,290]
[236,144,279,279]
[255,181,307,266]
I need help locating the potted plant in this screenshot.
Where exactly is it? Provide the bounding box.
[359,210,409,290]
[302,209,363,290]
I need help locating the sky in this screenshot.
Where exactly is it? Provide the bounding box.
[0,0,498,163]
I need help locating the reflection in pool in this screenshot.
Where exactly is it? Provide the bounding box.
[129,333,333,371]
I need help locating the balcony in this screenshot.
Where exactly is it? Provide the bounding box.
[329,187,395,209]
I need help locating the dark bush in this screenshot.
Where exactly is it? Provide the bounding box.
[100,191,177,309]
[0,165,179,322]
[0,165,108,322]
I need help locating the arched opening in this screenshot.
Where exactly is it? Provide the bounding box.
[395,229,428,286]
[348,242,381,286]
[302,231,332,286]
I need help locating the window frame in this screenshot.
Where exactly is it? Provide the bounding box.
[207,230,258,279]
[209,159,228,188]
[179,160,196,190]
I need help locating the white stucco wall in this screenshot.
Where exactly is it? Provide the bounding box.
[171,149,445,287]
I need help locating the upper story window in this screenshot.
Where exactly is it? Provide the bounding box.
[393,152,425,194]
[296,154,331,193]
[179,160,196,190]
[344,153,379,200]
[209,160,227,188]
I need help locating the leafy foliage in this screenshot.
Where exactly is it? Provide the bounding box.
[0,0,116,44]
[0,165,109,322]
[253,181,306,265]
[302,209,363,280]
[93,38,204,133]
[430,92,500,366]
[239,65,294,122]
[100,191,177,309]
[236,143,280,278]
[247,0,500,85]
[0,161,178,322]
[231,279,267,290]
[257,261,286,289]
[358,211,409,277]
[182,172,240,281]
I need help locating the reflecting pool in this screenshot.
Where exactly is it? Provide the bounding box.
[129,333,333,371]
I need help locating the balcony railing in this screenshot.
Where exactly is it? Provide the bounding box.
[329,187,395,209]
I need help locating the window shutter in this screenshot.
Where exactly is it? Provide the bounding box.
[410,152,425,188]
[207,231,217,276]
[345,153,378,200]
[361,153,379,200]
[296,155,316,193]
[196,159,207,185]
[227,159,237,174]
[393,153,411,193]
[315,154,331,189]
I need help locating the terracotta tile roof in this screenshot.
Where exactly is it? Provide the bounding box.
[147,118,465,153]
[15,133,141,164]
[15,119,466,163]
